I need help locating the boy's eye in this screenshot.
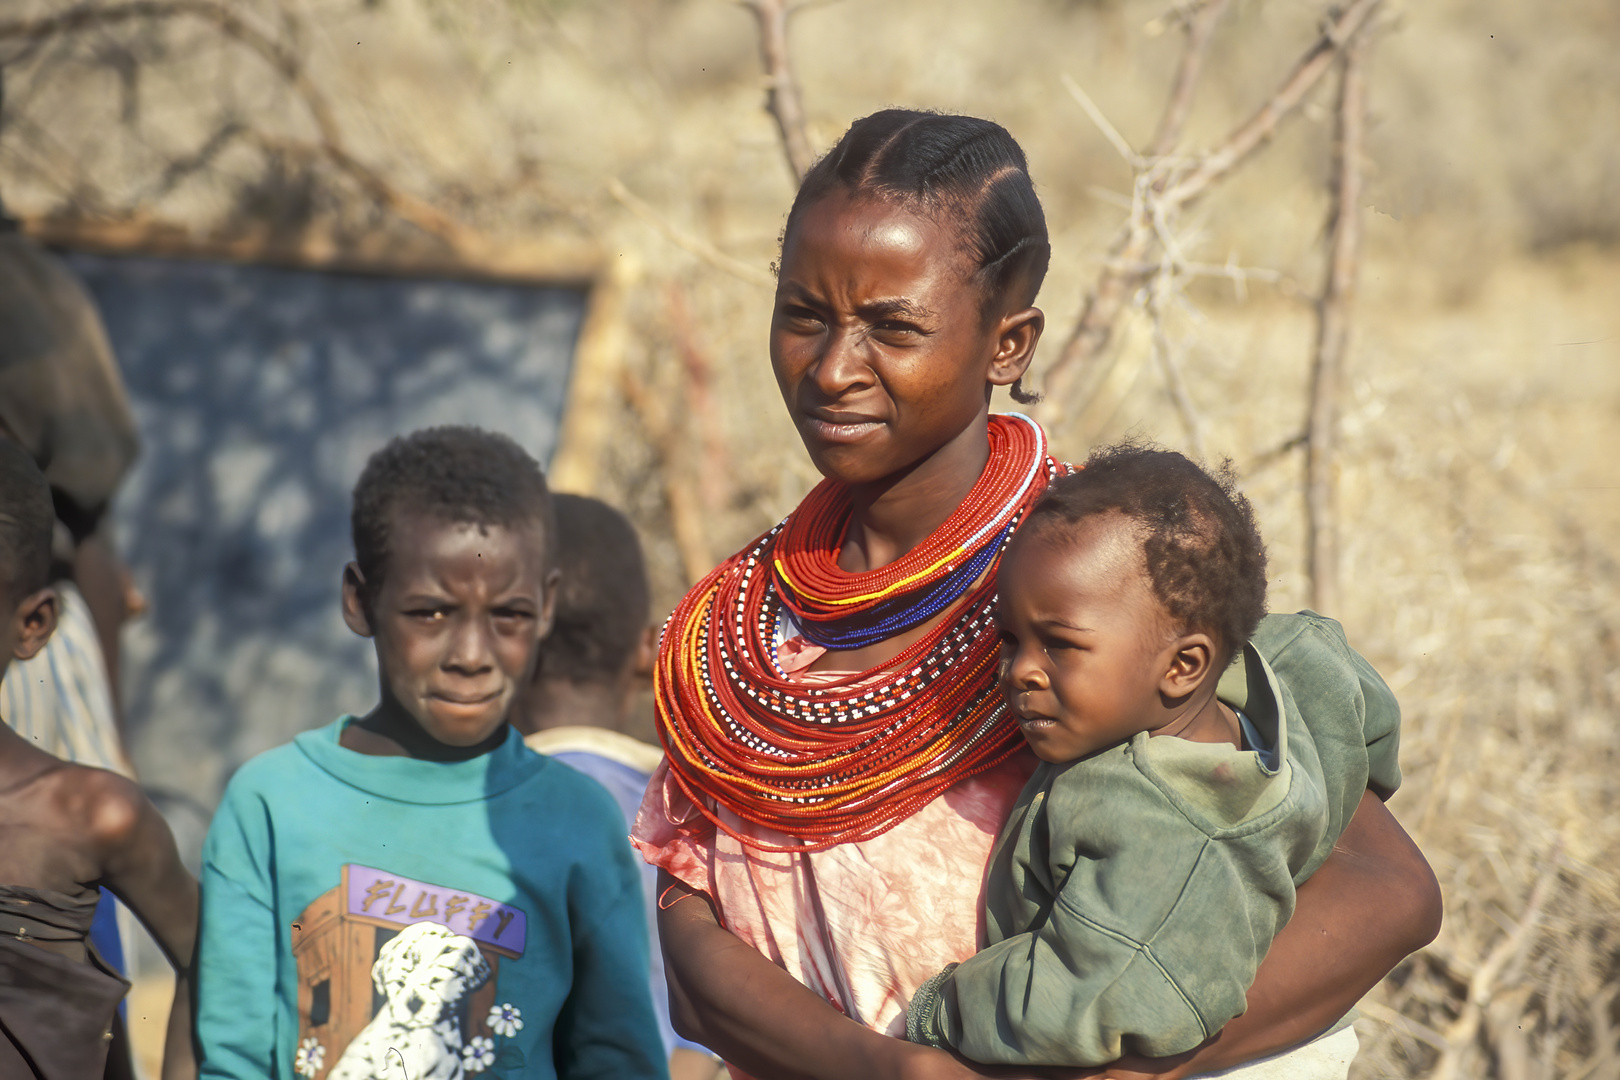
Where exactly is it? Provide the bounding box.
[408,608,447,620]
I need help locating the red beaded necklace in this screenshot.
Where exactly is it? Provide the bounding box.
[654,414,1067,852]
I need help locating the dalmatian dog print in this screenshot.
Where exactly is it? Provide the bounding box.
[328,922,492,1080]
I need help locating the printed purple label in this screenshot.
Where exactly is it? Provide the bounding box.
[343,864,527,956]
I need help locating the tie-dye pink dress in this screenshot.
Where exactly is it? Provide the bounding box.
[630,637,1038,1072]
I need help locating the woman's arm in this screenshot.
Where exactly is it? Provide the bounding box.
[1095,791,1441,1079]
[658,871,974,1080]
[659,791,1438,1080]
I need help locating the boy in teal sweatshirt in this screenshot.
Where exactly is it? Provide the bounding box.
[196,427,668,1080]
[907,445,1401,1072]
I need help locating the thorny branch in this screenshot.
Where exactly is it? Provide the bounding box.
[0,0,477,251]
[618,362,713,586]
[1039,0,1384,412]
[666,285,731,520]
[1306,26,1372,616]
[607,177,774,286]
[1143,0,1231,159]
[740,0,815,183]
[1147,278,1208,460]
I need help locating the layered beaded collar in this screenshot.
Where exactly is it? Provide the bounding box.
[654,414,1067,851]
[771,413,1050,651]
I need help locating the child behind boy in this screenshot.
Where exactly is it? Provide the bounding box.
[0,440,197,1079]
[907,444,1401,1074]
[195,427,667,1080]
[511,494,720,1080]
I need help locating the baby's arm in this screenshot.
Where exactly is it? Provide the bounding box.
[82,769,198,1080]
[908,829,1266,1067]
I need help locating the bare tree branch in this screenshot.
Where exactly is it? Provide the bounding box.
[1147,279,1208,460]
[1427,845,1562,1080]
[667,283,732,519]
[129,119,246,207]
[1159,0,1382,209]
[740,0,814,183]
[0,0,478,251]
[1357,999,1452,1054]
[1143,0,1232,158]
[1061,74,1140,167]
[618,364,714,586]
[1306,26,1372,616]
[607,176,774,286]
[1039,0,1382,411]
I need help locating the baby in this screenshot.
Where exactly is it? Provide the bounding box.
[907,442,1400,1073]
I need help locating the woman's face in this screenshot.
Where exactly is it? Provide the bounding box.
[771,188,1039,486]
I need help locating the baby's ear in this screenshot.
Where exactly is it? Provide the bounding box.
[11,586,58,662]
[1160,632,1217,697]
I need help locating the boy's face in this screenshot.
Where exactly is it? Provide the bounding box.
[343,513,556,748]
[996,514,1188,764]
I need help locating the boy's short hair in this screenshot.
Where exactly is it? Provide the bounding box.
[536,495,650,684]
[1026,442,1268,659]
[350,426,554,595]
[0,439,53,603]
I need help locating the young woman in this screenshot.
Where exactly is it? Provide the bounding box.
[633,110,1440,1080]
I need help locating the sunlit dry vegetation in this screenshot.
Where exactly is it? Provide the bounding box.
[2,0,1617,1075]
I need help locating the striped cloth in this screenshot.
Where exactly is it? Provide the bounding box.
[0,581,133,778]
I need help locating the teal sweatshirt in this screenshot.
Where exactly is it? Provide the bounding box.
[196,718,668,1080]
[908,612,1401,1066]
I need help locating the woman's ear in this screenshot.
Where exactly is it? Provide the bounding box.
[987,306,1045,389]
[340,563,374,638]
[11,586,59,662]
[1159,632,1217,699]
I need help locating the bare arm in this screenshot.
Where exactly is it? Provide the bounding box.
[88,773,199,1080]
[658,871,970,1080]
[660,791,1438,1080]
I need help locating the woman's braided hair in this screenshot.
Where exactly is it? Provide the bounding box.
[783,109,1052,403]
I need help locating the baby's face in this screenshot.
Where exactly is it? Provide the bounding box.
[996,513,1178,763]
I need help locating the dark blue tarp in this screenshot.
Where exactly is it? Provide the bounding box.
[67,252,586,856]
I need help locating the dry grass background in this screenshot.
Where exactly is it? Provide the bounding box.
[2,0,1618,1075]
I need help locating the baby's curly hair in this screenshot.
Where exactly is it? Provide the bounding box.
[350,426,554,597]
[1025,442,1268,659]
